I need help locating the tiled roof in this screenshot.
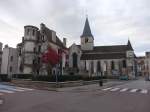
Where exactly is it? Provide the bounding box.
[80,44,135,60]
[81,52,126,60]
[83,45,130,53]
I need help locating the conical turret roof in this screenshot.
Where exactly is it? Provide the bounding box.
[81,17,93,38]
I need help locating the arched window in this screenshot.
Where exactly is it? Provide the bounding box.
[27,29,30,35]
[97,61,101,72]
[111,61,114,70]
[72,53,78,68]
[122,60,126,68]
[32,29,35,36]
[91,61,94,74]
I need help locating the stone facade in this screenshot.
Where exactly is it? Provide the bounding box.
[69,17,136,78]
[136,56,146,76]
[1,45,18,77]
[17,23,68,75]
[145,52,150,76]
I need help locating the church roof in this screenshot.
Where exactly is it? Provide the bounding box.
[82,45,130,53]
[81,44,135,60]
[81,17,93,38]
[81,52,126,60]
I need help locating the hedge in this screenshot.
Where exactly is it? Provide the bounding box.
[13,74,32,79]
[32,75,110,82]
[0,74,11,82]
[12,74,119,82]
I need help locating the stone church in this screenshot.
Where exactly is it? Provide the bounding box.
[69,17,136,78]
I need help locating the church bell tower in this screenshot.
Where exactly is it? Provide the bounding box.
[81,17,94,50]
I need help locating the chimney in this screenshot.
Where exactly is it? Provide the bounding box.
[5,44,8,48]
[63,38,66,47]
[40,23,45,34]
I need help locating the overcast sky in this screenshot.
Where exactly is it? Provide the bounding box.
[0,0,150,56]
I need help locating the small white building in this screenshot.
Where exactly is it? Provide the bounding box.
[1,45,18,77]
[0,42,3,73]
[145,52,150,76]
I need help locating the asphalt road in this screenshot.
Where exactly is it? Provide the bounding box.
[0,78,150,112]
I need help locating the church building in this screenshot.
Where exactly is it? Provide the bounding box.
[69,17,136,78]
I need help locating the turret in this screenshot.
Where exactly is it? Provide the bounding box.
[23,25,39,74]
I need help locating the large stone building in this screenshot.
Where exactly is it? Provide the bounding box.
[69,17,136,78]
[1,45,18,77]
[17,23,67,75]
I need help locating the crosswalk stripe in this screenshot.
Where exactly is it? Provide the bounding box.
[120,88,128,92]
[0,89,14,93]
[102,87,112,91]
[102,87,148,94]
[140,89,148,94]
[0,100,3,105]
[0,93,4,95]
[110,88,120,91]
[16,87,34,91]
[130,89,138,93]
[5,88,25,92]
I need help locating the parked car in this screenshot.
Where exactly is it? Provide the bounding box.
[119,75,129,80]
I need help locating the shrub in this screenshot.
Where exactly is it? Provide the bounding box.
[31,75,108,82]
[13,74,32,79]
[0,74,11,82]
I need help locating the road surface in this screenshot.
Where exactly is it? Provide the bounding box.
[0,78,150,112]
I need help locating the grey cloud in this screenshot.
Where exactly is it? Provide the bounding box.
[0,0,150,56]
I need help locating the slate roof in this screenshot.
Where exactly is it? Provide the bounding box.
[127,40,133,50]
[81,44,134,60]
[82,45,131,53]
[44,26,66,49]
[81,52,126,60]
[81,17,93,38]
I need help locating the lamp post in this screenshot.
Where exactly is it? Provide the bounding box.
[99,71,103,86]
[55,65,58,87]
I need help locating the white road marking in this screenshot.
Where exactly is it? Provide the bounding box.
[0,93,4,95]
[0,89,14,93]
[110,88,120,91]
[102,87,112,91]
[0,100,3,105]
[16,87,34,91]
[130,89,138,93]
[120,88,128,92]
[5,88,25,92]
[140,89,148,94]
